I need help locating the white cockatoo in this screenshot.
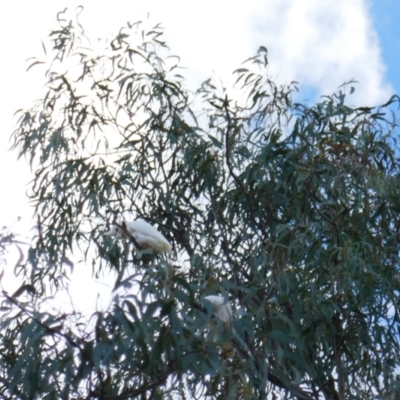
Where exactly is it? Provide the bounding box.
[104,219,172,253]
[204,295,232,323]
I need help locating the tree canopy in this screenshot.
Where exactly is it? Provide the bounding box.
[4,8,400,399]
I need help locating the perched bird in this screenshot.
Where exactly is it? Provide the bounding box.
[204,295,232,323]
[104,219,172,253]
[204,294,233,354]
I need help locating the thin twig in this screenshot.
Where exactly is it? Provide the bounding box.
[3,291,81,350]
[222,96,268,238]
[304,179,340,251]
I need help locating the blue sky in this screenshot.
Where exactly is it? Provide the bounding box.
[371,0,400,99]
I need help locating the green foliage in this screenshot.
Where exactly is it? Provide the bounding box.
[4,8,400,399]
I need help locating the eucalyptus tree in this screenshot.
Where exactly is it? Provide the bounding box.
[4,8,400,399]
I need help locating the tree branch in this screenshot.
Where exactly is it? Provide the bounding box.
[223,96,268,238]
[3,291,82,351]
[114,221,143,251]
[304,172,340,251]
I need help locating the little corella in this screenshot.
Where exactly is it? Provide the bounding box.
[104,219,172,253]
[204,295,232,323]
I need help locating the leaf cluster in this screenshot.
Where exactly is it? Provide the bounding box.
[5,8,400,399]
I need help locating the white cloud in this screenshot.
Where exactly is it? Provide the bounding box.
[250,0,392,105]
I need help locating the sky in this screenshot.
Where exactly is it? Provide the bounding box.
[0,0,399,307]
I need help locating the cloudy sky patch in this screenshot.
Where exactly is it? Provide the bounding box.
[251,0,393,104]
